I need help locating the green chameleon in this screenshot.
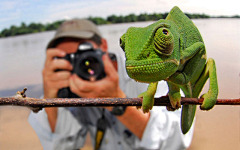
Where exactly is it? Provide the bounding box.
[120,6,218,134]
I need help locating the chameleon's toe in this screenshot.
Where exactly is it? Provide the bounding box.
[167,101,181,111]
[171,100,181,109]
[200,93,217,110]
[166,106,176,111]
[166,102,181,111]
[168,93,181,111]
[142,104,152,113]
[136,106,142,109]
[143,109,150,113]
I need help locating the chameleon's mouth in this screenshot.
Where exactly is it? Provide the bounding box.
[126,59,179,83]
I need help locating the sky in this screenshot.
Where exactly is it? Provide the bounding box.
[0,0,239,31]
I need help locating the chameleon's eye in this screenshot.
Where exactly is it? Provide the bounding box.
[120,34,125,52]
[154,27,174,55]
[162,29,168,35]
[120,38,122,46]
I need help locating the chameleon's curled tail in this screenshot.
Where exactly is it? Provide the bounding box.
[181,105,196,134]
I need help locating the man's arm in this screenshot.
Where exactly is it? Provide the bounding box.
[105,106,150,139]
[42,48,72,132]
[45,108,58,132]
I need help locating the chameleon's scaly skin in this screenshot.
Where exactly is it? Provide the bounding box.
[120,6,218,134]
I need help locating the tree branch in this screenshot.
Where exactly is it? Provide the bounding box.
[0,88,239,113]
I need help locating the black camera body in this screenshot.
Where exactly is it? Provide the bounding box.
[57,42,107,98]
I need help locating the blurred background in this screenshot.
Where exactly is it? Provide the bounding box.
[0,0,239,149]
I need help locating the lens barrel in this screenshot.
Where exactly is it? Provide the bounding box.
[57,42,106,98]
[75,50,106,80]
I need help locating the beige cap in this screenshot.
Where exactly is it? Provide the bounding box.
[47,19,102,48]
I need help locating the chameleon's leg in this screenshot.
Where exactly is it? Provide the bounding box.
[194,58,218,110]
[180,42,205,65]
[168,42,206,85]
[166,81,181,111]
[138,82,158,113]
[181,58,218,134]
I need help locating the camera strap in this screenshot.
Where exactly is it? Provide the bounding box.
[94,109,107,150]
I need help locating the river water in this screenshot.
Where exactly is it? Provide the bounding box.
[0,18,239,98]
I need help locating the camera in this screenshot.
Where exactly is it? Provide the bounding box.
[57,42,115,98]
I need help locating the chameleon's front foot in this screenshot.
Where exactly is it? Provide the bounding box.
[167,82,181,111]
[138,92,154,113]
[166,93,181,111]
[138,82,158,113]
[200,92,217,110]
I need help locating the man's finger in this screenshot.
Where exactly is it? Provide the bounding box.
[53,79,70,89]
[102,54,118,79]
[69,74,93,92]
[45,49,66,67]
[48,59,73,72]
[50,71,71,81]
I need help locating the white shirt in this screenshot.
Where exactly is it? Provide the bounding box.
[28,52,194,150]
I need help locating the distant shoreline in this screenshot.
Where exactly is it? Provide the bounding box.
[1,12,239,38]
[0,84,43,98]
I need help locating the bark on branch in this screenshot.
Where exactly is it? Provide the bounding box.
[0,88,239,113]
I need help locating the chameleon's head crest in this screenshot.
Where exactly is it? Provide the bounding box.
[153,23,174,56]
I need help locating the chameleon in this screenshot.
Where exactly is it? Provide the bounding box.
[120,6,218,134]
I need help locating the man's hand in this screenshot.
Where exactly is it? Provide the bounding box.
[69,54,126,98]
[42,48,73,98]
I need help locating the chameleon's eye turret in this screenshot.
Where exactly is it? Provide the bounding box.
[120,34,125,52]
[154,27,174,55]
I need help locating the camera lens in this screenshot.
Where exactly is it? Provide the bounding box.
[81,57,100,76]
[75,51,106,80]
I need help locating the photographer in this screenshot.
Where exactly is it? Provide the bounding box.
[28,19,193,150]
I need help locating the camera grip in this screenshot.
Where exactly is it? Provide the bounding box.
[57,87,80,98]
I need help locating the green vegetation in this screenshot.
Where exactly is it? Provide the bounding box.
[0,12,239,38]
[0,20,64,38]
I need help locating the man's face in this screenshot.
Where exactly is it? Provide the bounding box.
[56,39,101,54]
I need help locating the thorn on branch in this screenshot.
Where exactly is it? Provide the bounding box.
[14,87,27,99]
[12,87,42,113]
